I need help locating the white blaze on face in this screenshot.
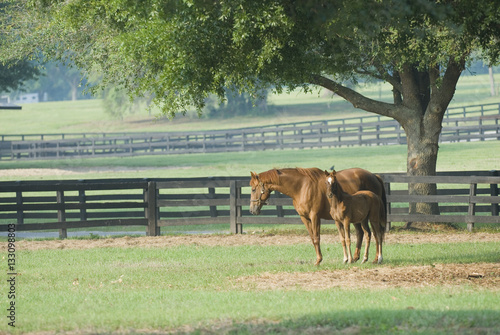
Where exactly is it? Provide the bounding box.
[327,177,333,184]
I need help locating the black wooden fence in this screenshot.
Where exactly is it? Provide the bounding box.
[1,103,499,160]
[1,171,499,238]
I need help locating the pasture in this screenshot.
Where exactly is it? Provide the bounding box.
[3,233,500,334]
[1,73,499,334]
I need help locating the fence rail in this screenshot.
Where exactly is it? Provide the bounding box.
[1,171,499,237]
[1,103,499,160]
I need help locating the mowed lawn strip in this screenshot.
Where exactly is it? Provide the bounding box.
[4,239,499,334]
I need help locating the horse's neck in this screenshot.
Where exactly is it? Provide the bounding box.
[332,182,350,207]
[268,172,306,199]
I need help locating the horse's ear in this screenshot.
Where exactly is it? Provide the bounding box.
[250,172,259,180]
[324,170,329,176]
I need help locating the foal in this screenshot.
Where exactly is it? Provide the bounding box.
[326,170,386,264]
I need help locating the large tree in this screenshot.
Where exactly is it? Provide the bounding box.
[2,0,500,217]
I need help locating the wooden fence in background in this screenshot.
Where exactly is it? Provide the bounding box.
[1,171,499,238]
[1,103,499,160]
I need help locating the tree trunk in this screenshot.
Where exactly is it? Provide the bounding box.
[402,112,441,228]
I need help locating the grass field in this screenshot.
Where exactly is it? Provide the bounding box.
[0,140,498,182]
[2,234,499,334]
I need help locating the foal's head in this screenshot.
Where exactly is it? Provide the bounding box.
[249,171,272,215]
[324,170,342,200]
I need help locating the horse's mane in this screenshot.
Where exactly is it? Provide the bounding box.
[257,169,281,185]
[296,167,324,181]
[259,167,324,184]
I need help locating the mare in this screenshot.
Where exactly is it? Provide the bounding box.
[326,170,386,264]
[249,167,386,265]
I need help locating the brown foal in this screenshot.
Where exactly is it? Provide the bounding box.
[326,170,386,264]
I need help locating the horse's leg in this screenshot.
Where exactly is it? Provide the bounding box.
[352,223,363,262]
[300,215,322,266]
[335,220,348,263]
[361,219,371,264]
[374,219,383,264]
[370,215,383,264]
[343,219,353,263]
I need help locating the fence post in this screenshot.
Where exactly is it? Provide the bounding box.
[78,185,87,221]
[467,182,477,232]
[276,192,284,217]
[384,182,391,232]
[208,187,217,217]
[15,188,24,225]
[146,181,159,236]
[490,170,499,216]
[229,180,242,234]
[57,190,67,239]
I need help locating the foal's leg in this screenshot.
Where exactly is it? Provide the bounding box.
[335,220,348,263]
[352,223,363,262]
[370,216,383,264]
[360,219,371,264]
[343,219,354,263]
[301,215,322,266]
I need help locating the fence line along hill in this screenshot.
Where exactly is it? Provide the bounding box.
[1,103,499,160]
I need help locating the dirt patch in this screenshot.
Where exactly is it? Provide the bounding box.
[234,263,500,291]
[9,231,500,251]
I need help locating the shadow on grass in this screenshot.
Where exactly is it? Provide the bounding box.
[168,309,499,335]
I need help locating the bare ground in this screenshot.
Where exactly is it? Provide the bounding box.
[10,231,500,250]
[7,232,500,291]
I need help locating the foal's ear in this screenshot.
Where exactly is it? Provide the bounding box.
[250,172,259,180]
[324,170,329,176]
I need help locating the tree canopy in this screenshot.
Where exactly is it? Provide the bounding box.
[3,0,498,116]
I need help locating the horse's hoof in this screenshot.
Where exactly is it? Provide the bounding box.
[352,256,360,262]
[361,258,368,264]
[377,256,383,264]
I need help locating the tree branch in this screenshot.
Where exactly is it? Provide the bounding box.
[309,74,398,118]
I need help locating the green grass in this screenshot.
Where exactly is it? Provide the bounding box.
[3,240,499,334]
[0,140,498,181]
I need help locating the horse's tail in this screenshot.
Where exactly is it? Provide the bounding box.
[375,174,387,240]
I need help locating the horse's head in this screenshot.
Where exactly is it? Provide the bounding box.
[324,170,338,199]
[249,171,272,215]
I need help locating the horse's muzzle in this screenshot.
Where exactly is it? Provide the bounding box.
[249,205,261,215]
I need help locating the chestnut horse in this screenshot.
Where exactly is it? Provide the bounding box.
[326,170,386,264]
[249,167,386,265]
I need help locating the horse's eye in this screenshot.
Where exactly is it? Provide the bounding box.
[252,188,256,192]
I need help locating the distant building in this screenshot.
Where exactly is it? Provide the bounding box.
[0,96,21,109]
[12,93,39,104]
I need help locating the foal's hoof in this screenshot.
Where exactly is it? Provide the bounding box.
[361,258,368,264]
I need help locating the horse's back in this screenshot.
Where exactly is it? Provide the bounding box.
[336,168,383,195]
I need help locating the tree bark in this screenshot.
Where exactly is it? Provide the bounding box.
[401,110,441,226]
